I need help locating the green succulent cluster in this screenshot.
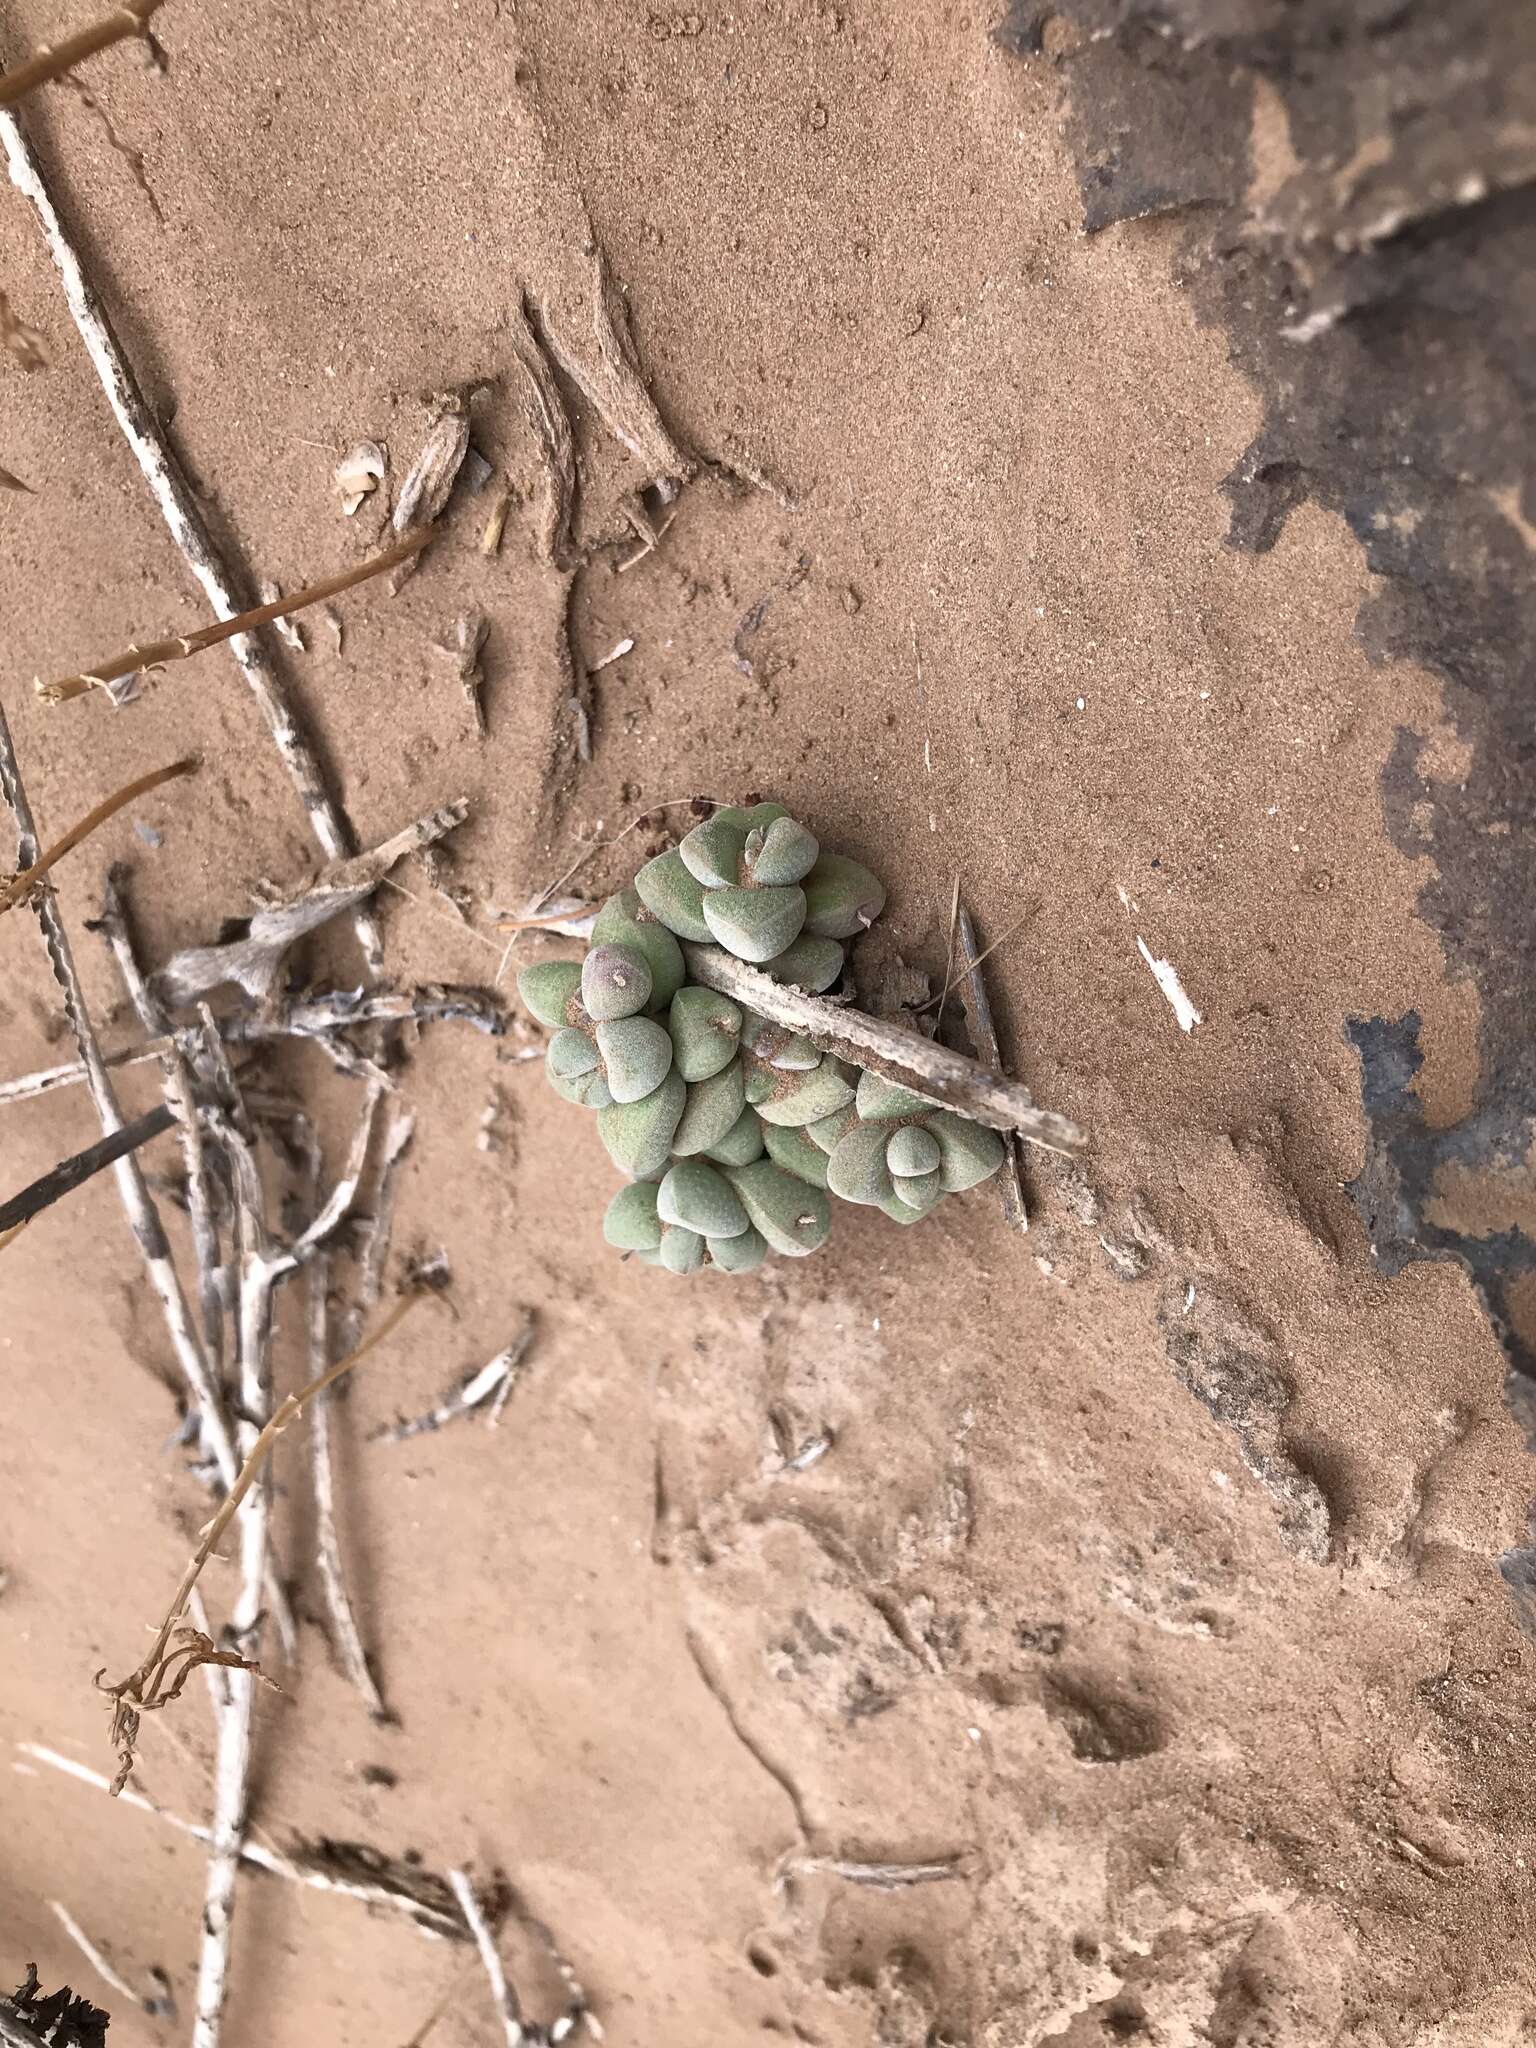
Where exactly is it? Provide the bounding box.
[518,802,1006,1275]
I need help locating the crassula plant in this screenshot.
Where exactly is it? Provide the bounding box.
[518,801,1007,1275]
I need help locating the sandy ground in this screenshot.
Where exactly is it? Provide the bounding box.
[1,3,1533,2044]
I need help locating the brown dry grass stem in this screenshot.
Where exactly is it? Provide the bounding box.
[99,1290,426,1792]
[0,757,194,914]
[0,1,163,111]
[39,531,428,704]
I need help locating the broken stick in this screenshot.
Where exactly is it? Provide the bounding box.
[0,1,163,110]
[39,531,429,704]
[680,943,1084,1153]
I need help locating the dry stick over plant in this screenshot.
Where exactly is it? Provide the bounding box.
[681,943,1086,1152]
[954,902,1030,1233]
[98,1290,424,1788]
[0,0,164,110]
[17,1744,471,1941]
[0,109,388,973]
[37,531,428,704]
[0,757,194,913]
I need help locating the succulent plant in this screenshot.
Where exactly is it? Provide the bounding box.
[520,800,1008,1276]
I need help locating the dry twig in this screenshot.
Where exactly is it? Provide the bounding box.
[0,758,193,912]
[0,106,386,966]
[681,944,1084,1152]
[0,1,163,110]
[306,1243,389,1719]
[390,393,473,590]
[370,1321,534,1444]
[954,903,1029,1231]
[0,1102,175,1236]
[38,532,427,704]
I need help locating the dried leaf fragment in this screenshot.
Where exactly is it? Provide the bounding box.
[334,438,385,515]
[0,286,46,371]
[258,579,306,651]
[437,608,490,735]
[158,799,470,1004]
[390,392,473,590]
[0,460,31,491]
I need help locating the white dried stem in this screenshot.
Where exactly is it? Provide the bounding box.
[46,1900,149,2008]
[448,1869,526,2048]
[343,1106,416,1352]
[0,699,248,1497]
[17,1743,466,1941]
[306,1244,388,1719]
[0,1037,170,1105]
[0,105,385,970]
[681,944,1085,1153]
[96,869,227,1363]
[371,1321,533,1444]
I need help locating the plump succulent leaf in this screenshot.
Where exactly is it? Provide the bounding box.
[597,1066,685,1178]
[668,986,743,1082]
[546,1026,600,1080]
[517,959,584,1029]
[753,1058,857,1128]
[659,1224,707,1274]
[603,1181,663,1252]
[929,1110,1007,1192]
[705,1106,767,1167]
[855,1070,938,1122]
[679,815,748,889]
[878,1190,930,1226]
[658,1159,750,1239]
[671,1058,748,1156]
[594,1015,673,1104]
[886,1125,941,1178]
[801,851,886,939]
[634,847,713,941]
[723,1161,832,1257]
[547,1060,613,1108]
[891,1167,943,1216]
[581,942,653,1021]
[746,815,819,886]
[760,934,845,992]
[807,1104,859,1154]
[591,887,685,1007]
[713,801,788,833]
[826,1122,895,1205]
[706,1226,768,1273]
[763,1122,831,1188]
[701,884,806,963]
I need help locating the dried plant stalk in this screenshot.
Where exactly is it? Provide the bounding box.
[18,1743,469,1941]
[0,697,248,1509]
[0,760,194,912]
[681,943,1085,1153]
[94,868,225,1363]
[0,106,385,966]
[954,903,1029,1231]
[39,532,427,703]
[307,1245,389,1718]
[100,1290,423,1791]
[0,1101,175,1235]
[0,1,163,109]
